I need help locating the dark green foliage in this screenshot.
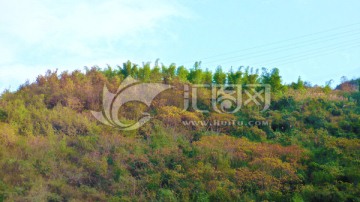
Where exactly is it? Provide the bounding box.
[0,109,7,122]
[271,96,297,112]
[304,113,326,129]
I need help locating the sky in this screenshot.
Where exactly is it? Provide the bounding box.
[0,0,360,91]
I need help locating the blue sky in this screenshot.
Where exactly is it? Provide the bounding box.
[0,0,359,91]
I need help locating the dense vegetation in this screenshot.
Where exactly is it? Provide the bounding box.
[0,61,359,201]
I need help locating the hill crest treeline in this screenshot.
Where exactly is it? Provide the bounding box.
[0,61,359,201]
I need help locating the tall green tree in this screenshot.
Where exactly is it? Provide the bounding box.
[131,64,139,79]
[149,59,162,82]
[120,60,133,77]
[138,62,151,82]
[102,64,117,79]
[244,67,259,84]
[213,66,226,85]
[227,67,243,85]
[162,63,176,84]
[188,61,204,84]
[203,68,213,85]
[176,66,189,82]
[292,76,305,90]
[262,68,282,92]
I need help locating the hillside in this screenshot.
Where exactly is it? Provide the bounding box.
[0,62,360,201]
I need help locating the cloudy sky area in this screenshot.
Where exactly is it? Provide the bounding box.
[0,0,360,91]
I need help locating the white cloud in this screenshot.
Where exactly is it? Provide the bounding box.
[0,0,188,43]
[0,0,191,91]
